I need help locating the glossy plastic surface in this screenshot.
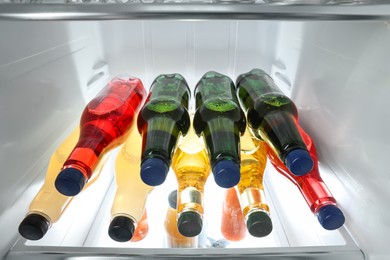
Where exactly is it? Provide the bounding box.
[266,125,344,230]
[55,76,146,196]
[109,121,153,242]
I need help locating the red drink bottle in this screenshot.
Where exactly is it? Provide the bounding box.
[221,188,247,241]
[266,125,345,230]
[55,75,146,196]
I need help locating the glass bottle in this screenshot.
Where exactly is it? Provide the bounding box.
[237,129,273,237]
[137,74,191,186]
[221,187,247,241]
[193,71,246,188]
[108,121,153,242]
[236,68,313,176]
[267,125,345,230]
[18,127,108,240]
[55,75,146,196]
[171,119,210,237]
[164,190,197,248]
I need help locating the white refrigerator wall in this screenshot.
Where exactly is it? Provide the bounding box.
[0,19,389,259]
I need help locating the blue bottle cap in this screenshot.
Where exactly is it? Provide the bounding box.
[140,158,168,186]
[212,160,240,188]
[317,205,345,230]
[55,168,86,196]
[18,213,50,240]
[285,148,314,176]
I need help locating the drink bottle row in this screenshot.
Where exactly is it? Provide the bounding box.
[18,69,345,246]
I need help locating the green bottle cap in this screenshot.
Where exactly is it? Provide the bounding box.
[108,216,135,242]
[177,211,203,237]
[246,211,273,237]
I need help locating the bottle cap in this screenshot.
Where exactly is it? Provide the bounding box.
[177,211,203,237]
[108,216,136,242]
[140,158,169,186]
[168,190,178,209]
[246,211,273,237]
[317,205,345,230]
[55,168,86,196]
[212,160,240,188]
[18,213,50,240]
[284,148,314,176]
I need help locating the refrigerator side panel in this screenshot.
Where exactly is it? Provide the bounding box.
[276,20,390,260]
[0,21,106,258]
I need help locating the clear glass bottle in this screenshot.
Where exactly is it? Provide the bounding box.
[171,119,210,237]
[237,129,273,237]
[164,190,197,248]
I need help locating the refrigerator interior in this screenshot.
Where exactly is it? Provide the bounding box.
[0,17,389,259]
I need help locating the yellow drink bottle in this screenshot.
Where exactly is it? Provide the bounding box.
[171,121,210,237]
[18,127,107,240]
[108,121,153,242]
[164,190,197,248]
[237,129,273,237]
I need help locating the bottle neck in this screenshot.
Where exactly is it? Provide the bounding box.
[203,117,241,167]
[240,188,270,218]
[299,176,337,214]
[254,111,306,162]
[62,146,98,179]
[177,187,204,216]
[141,116,181,164]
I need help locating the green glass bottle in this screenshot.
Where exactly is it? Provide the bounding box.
[138,74,191,186]
[236,68,313,176]
[193,71,246,188]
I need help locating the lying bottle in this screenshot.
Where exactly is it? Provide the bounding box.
[130,210,149,242]
[236,68,313,176]
[193,71,246,188]
[164,190,197,248]
[221,187,247,241]
[171,120,210,237]
[267,125,345,230]
[138,74,191,186]
[108,121,153,242]
[55,75,146,196]
[18,127,108,240]
[238,129,273,237]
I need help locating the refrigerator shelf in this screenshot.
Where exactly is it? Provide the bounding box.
[5,147,362,259]
[6,245,364,260]
[0,3,390,21]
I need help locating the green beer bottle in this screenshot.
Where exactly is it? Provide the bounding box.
[193,71,246,188]
[138,74,191,186]
[236,68,313,176]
